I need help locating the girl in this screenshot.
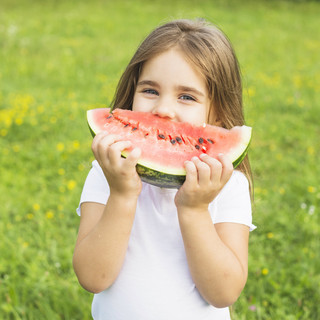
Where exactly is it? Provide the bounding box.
[73,19,255,320]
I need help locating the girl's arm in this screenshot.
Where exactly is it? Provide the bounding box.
[175,154,249,308]
[73,132,141,293]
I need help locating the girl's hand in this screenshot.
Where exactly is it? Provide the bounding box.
[91,132,142,197]
[174,153,233,211]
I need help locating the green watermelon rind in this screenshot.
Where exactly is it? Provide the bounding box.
[87,110,252,189]
[133,133,251,189]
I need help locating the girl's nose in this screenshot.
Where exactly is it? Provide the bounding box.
[152,99,175,119]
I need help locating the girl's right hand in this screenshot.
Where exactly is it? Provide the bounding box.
[91,132,142,197]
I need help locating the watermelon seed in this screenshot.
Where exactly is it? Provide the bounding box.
[207,139,214,144]
[195,145,200,150]
[158,134,166,139]
[175,137,182,143]
[107,115,112,119]
[132,127,138,131]
[198,137,204,144]
[170,139,176,145]
[124,124,129,128]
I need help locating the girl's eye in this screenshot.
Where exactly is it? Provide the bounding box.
[179,94,196,101]
[143,89,159,96]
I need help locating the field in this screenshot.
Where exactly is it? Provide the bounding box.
[1,0,319,319]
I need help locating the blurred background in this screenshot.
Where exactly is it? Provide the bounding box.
[0,0,319,319]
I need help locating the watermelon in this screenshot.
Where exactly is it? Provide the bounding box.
[87,108,252,188]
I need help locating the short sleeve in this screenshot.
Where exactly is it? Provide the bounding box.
[76,160,110,216]
[210,170,256,231]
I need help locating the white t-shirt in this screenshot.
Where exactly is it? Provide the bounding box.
[77,160,255,320]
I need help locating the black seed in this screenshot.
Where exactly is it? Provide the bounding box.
[198,137,204,144]
[170,139,176,145]
[195,145,200,150]
[124,124,129,127]
[158,134,166,139]
[175,137,182,143]
[107,115,112,119]
[207,139,214,144]
[132,127,138,131]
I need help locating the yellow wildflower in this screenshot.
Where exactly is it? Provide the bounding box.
[267,232,274,239]
[22,242,29,248]
[72,140,80,150]
[33,203,40,211]
[27,213,34,220]
[56,142,65,151]
[46,210,54,219]
[261,268,269,276]
[50,117,57,124]
[307,146,314,155]
[308,186,316,193]
[12,145,20,152]
[15,118,23,125]
[67,180,77,190]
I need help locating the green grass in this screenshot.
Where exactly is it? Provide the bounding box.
[1,0,319,319]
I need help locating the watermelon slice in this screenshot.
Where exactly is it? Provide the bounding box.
[87,108,252,188]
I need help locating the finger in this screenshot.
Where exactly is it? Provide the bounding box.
[92,133,120,156]
[125,147,141,169]
[191,156,211,185]
[91,132,108,154]
[184,160,197,186]
[199,153,222,182]
[217,153,233,184]
[107,140,133,165]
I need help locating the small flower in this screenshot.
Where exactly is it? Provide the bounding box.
[46,210,54,219]
[247,87,256,97]
[50,117,57,124]
[301,203,307,210]
[22,242,29,248]
[27,213,34,220]
[307,186,316,193]
[261,268,269,276]
[56,143,65,152]
[12,145,20,152]
[67,180,76,190]
[15,118,23,125]
[308,205,315,215]
[249,305,257,311]
[33,203,40,211]
[72,140,80,150]
[307,146,314,156]
[279,187,285,195]
[267,232,274,239]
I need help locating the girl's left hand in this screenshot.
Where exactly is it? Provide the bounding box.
[174,153,233,211]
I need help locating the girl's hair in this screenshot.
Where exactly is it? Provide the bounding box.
[110,19,253,193]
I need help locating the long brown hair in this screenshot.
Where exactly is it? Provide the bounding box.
[110,19,253,194]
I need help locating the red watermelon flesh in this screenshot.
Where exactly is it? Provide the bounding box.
[87,108,252,188]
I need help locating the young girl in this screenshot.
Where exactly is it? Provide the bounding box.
[73,19,255,320]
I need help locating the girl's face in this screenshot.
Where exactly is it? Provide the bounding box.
[132,48,215,126]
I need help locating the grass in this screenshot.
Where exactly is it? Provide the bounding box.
[1,0,319,319]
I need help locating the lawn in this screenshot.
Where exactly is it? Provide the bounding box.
[0,0,319,319]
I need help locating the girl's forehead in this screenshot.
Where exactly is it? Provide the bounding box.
[140,47,205,80]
